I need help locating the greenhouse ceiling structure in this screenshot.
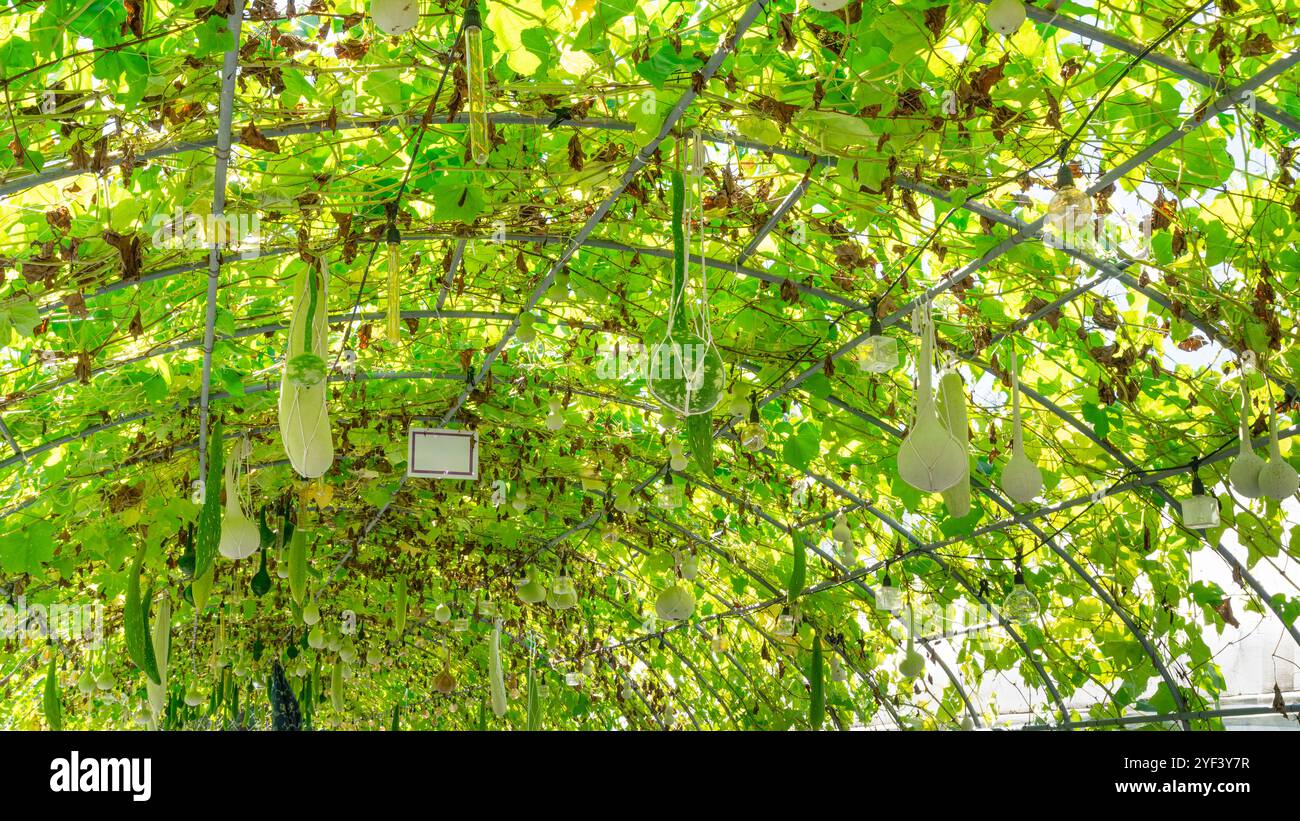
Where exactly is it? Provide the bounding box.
[0,0,1298,733]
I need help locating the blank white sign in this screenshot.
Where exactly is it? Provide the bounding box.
[407,428,478,480]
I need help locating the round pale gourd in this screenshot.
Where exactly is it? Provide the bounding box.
[371,0,418,36]
[898,312,965,493]
[654,583,695,621]
[987,0,1026,35]
[517,575,547,604]
[547,587,578,611]
[832,513,852,543]
[1001,450,1043,504]
[77,667,96,696]
[218,448,260,560]
[646,330,725,417]
[302,599,321,626]
[1258,404,1299,500]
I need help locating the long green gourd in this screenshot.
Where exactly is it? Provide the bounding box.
[124,540,161,684]
[525,657,541,731]
[489,621,508,718]
[288,528,307,608]
[668,168,716,475]
[43,653,62,731]
[788,531,806,601]
[193,419,224,582]
[808,633,824,730]
[937,371,971,517]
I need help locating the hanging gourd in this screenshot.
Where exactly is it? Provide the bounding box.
[897,607,925,679]
[370,0,418,35]
[392,577,408,635]
[330,658,345,712]
[279,258,334,479]
[897,306,965,493]
[1229,371,1265,498]
[831,512,852,544]
[646,143,724,419]
[1000,342,1043,504]
[146,592,171,726]
[218,439,259,560]
[937,361,971,517]
[288,527,308,608]
[655,583,695,621]
[547,569,578,611]
[488,619,507,717]
[516,568,547,604]
[1257,391,1299,500]
[544,398,565,431]
[433,644,456,694]
[667,440,688,472]
[986,0,1026,35]
[43,653,62,731]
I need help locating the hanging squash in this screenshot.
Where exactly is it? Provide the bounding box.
[371,0,418,36]
[646,165,725,418]
[279,259,334,479]
[218,440,259,560]
[937,367,971,517]
[897,307,965,493]
[1258,397,1298,500]
[1229,375,1265,498]
[1001,342,1043,504]
[488,620,507,718]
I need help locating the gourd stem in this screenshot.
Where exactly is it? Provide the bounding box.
[1239,376,1252,455]
[1010,340,1025,454]
[916,307,933,412]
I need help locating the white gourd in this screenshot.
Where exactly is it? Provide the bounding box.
[218,443,260,560]
[279,260,334,478]
[1228,377,1265,498]
[1257,399,1298,500]
[1001,344,1043,504]
[489,620,508,717]
[371,0,418,36]
[937,369,971,517]
[146,593,170,725]
[897,308,965,492]
[987,0,1026,35]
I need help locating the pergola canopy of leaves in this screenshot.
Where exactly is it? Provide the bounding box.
[0,0,1297,730]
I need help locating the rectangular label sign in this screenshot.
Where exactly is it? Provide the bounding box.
[407,428,478,480]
